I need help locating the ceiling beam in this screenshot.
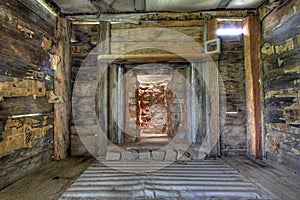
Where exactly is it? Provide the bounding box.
[66,10,256,22]
[217,0,233,9]
[98,54,219,64]
[44,0,62,16]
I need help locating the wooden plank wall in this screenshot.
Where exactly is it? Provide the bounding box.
[110,20,204,55]
[219,35,247,156]
[71,14,249,157]
[0,0,57,189]
[71,24,100,156]
[260,0,300,166]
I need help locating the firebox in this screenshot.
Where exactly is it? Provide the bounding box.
[123,65,187,144]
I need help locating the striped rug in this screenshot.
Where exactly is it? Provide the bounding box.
[60,159,268,199]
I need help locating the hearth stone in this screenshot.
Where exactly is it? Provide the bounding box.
[152,150,165,160]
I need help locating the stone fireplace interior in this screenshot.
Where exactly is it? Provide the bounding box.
[136,75,173,137]
[122,65,188,146]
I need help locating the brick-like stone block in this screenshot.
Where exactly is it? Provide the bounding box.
[170,104,182,112]
[165,149,177,161]
[139,151,151,160]
[152,150,165,161]
[121,150,138,160]
[106,151,121,161]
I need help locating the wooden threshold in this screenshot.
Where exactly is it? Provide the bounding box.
[98,53,219,64]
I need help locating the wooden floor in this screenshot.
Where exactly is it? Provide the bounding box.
[0,156,299,199]
[0,157,95,200]
[59,159,268,199]
[223,157,300,200]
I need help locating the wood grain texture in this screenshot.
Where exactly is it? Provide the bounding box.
[224,156,300,200]
[96,21,110,156]
[110,20,203,55]
[260,0,300,164]
[98,54,219,64]
[0,0,56,189]
[219,35,247,156]
[54,17,72,160]
[70,24,100,156]
[111,20,204,29]
[244,16,263,159]
[0,157,95,200]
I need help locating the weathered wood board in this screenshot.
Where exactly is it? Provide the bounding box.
[110,20,204,55]
[0,0,57,190]
[260,0,300,165]
[70,24,100,156]
[218,35,247,156]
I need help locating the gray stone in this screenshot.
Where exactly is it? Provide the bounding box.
[170,104,182,112]
[128,123,136,130]
[128,117,136,122]
[139,151,151,160]
[152,151,165,161]
[129,104,136,112]
[106,151,121,161]
[165,149,177,161]
[121,150,138,160]
[173,97,184,104]
[128,92,135,98]
[128,98,136,104]
[175,132,187,140]
[177,150,191,161]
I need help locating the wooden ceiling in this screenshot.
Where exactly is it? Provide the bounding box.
[50,0,268,15]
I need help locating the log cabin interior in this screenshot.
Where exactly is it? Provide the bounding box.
[0,0,299,199]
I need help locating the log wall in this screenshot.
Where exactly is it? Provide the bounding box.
[71,24,100,156]
[0,0,57,189]
[71,14,248,157]
[110,20,204,55]
[260,0,300,166]
[219,35,247,156]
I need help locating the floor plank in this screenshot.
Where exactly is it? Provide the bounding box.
[0,157,95,200]
[223,156,300,200]
[1,156,299,199]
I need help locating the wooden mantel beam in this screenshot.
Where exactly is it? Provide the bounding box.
[98,54,219,64]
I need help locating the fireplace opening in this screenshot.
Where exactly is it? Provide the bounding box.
[124,66,187,145]
[136,75,173,139]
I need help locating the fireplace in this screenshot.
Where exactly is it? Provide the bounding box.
[100,61,222,160]
[122,65,188,145]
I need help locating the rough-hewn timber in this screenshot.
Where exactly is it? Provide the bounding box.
[0,0,57,189]
[260,0,300,167]
[244,15,263,159]
[70,24,100,156]
[219,35,247,156]
[54,17,72,160]
[0,157,95,200]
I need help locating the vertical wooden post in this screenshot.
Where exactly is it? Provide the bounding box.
[96,21,110,156]
[54,17,71,160]
[108,64,118,143]
[208,18,220,157]
[185,66,192,142]
[244,16,263,159]
[117,66,125,144]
